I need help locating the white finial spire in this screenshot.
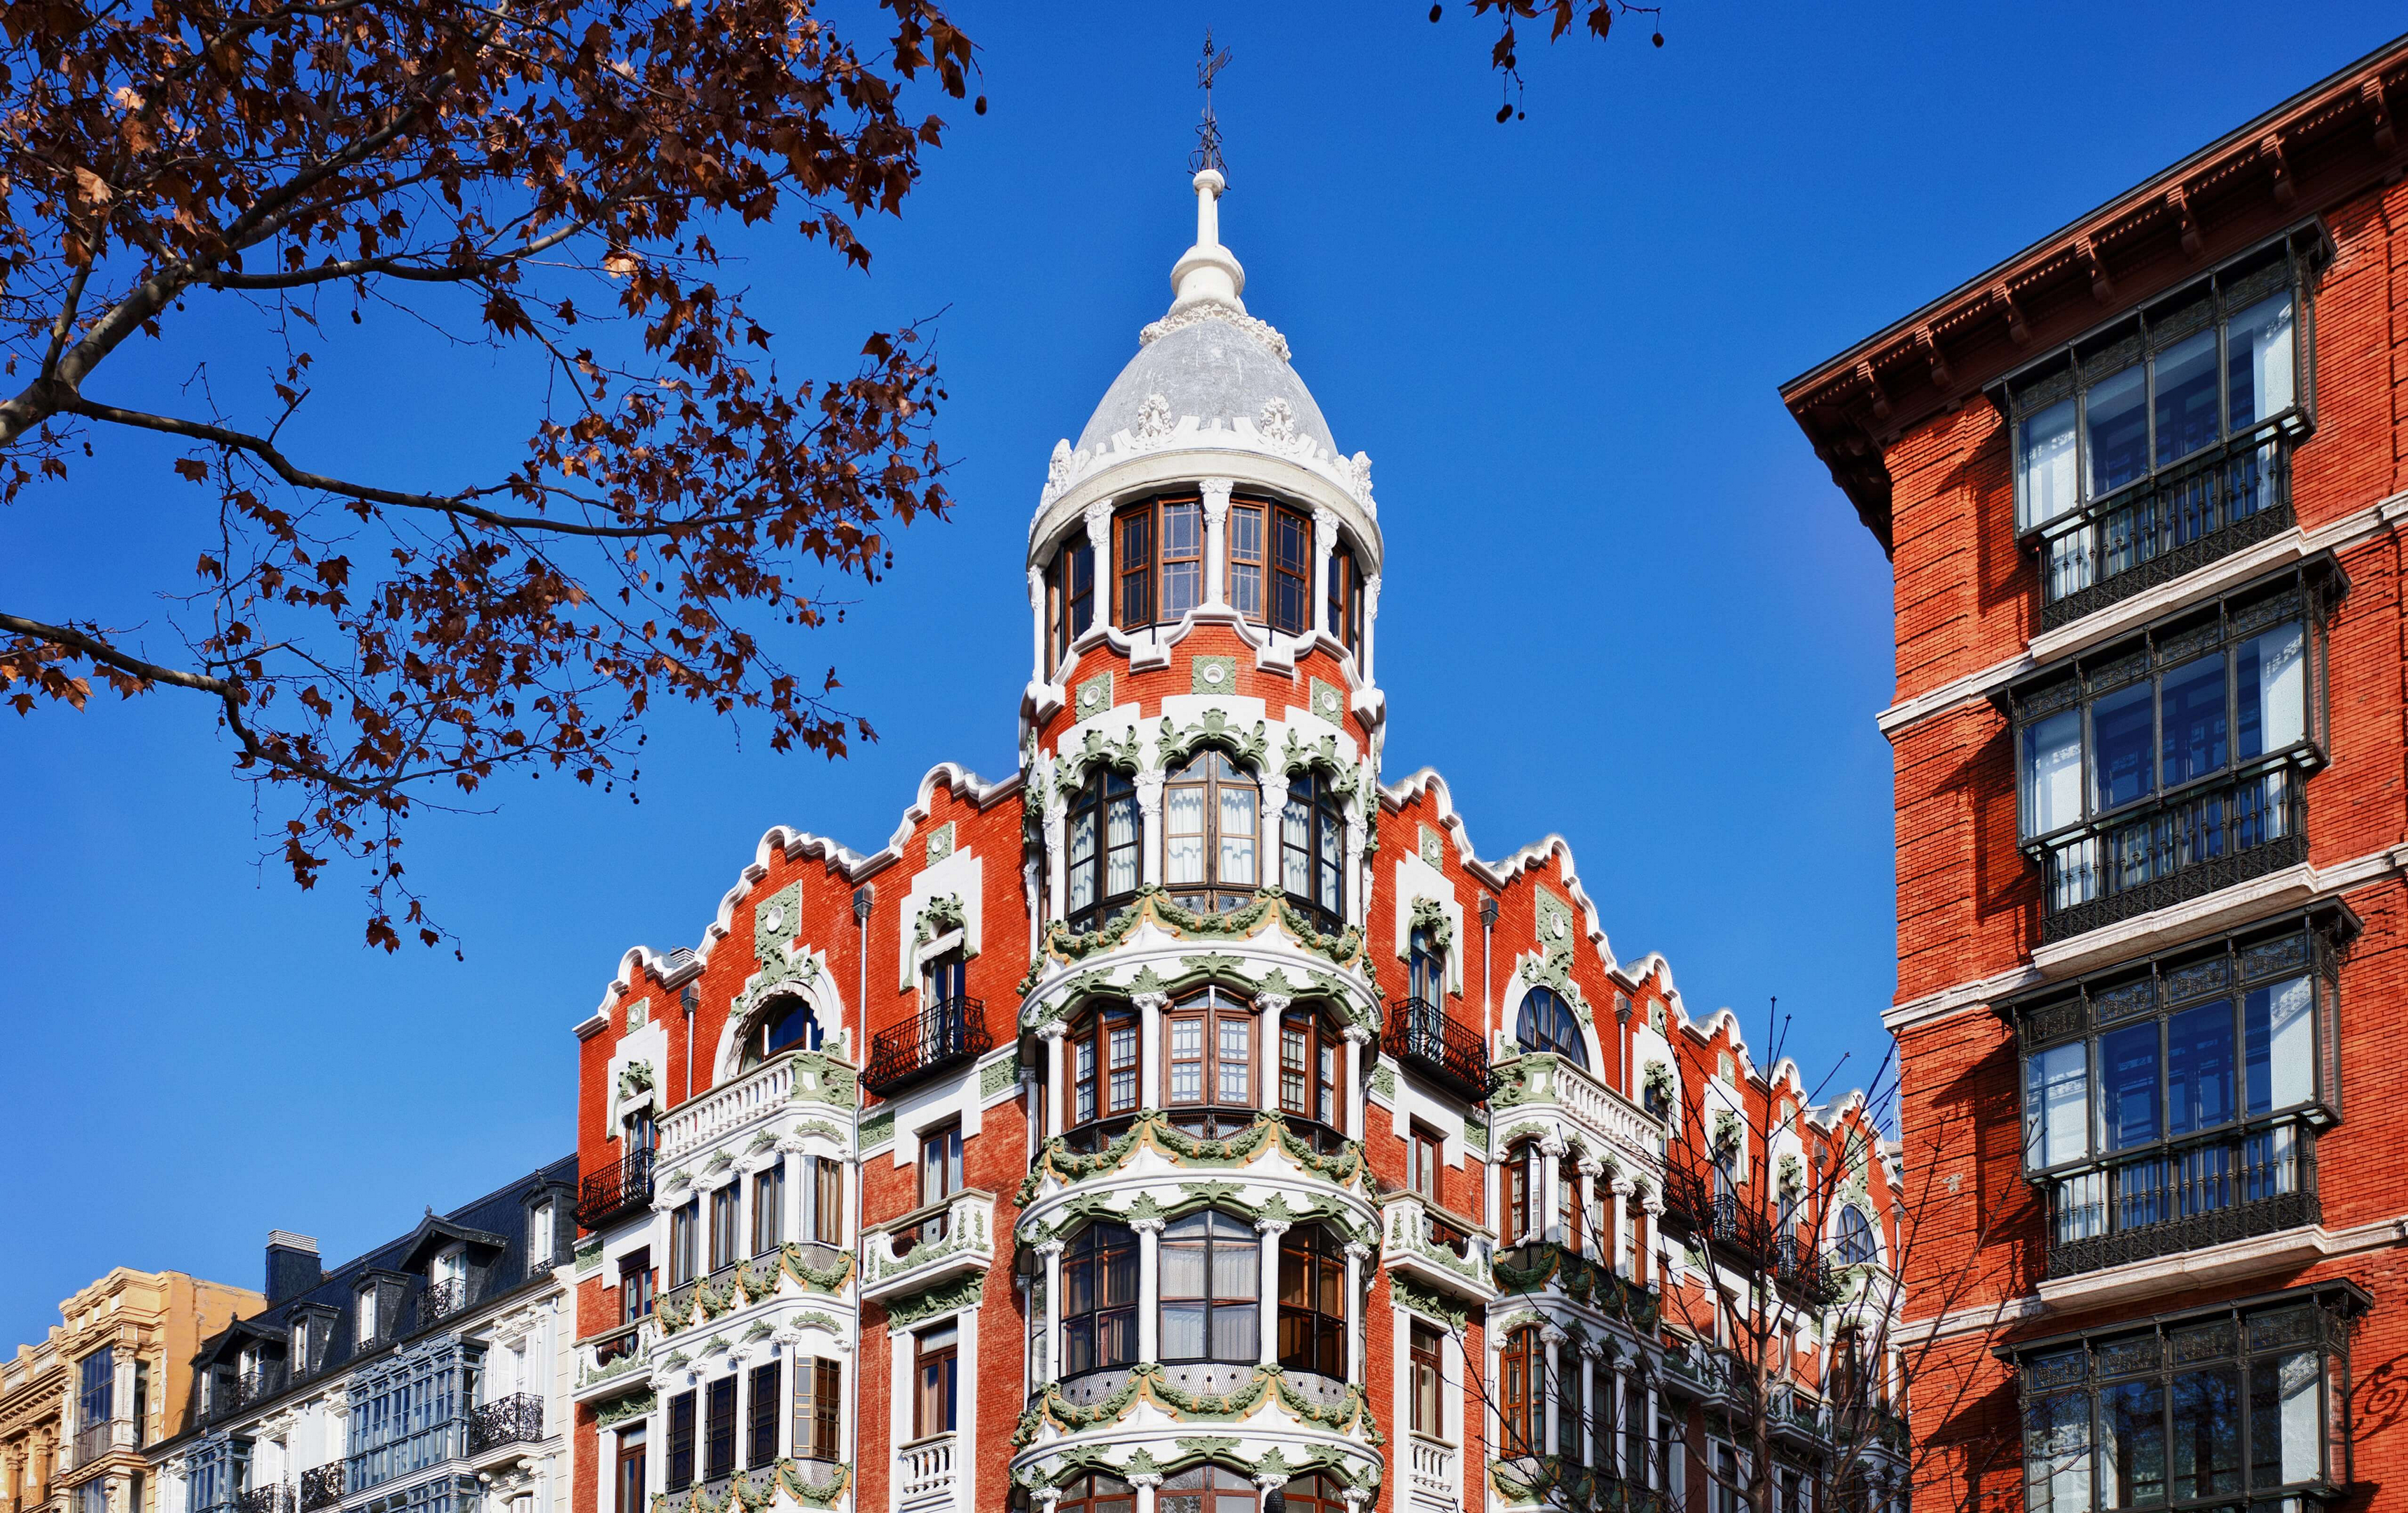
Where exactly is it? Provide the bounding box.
[1170,169,1245,315]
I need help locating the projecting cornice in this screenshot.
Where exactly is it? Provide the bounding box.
[1780,35,2408,552]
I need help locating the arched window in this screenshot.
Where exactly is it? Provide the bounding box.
[1515,987,1589,1068]
[1070,1004,1140,1128]
[1500,1327,1544,1458]
[1057,1474,1133,1513]
[1059,1222,1137,1380]
[1278,1474,1347,1513]
[1159,1211,1259,1363]
[1834,1205,1878,1266]
[1280,770,1346,928]
[1165,752,1260,915]
[1066,766,1140,931]
[1276,1225,1346,1378]
[1164,986,1254,1135]
[1044,535,1096,678]
[740,995,822,1069]
[1275,1004,1344,1131]
[1158,1467,1256,1513]
[1408,925,1445,1006]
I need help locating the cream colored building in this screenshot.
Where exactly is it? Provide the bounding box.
[3,1271,260,1513]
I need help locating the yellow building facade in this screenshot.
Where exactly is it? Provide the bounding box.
[3,1271,260,1513]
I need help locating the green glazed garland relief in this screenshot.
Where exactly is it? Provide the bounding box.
[1013,1362,1381,1448]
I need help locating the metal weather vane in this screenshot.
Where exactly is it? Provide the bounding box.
[1190,29,1232,174]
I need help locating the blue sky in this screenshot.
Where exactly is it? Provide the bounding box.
[4,1,2400,1342]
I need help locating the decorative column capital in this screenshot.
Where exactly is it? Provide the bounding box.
[1342,1240,1373,1262]
[1198,478,1233,519]
[1538,1133,1570,1160]
[1037,1238,1067,1259]
[1037,1020,1069,1044]
[1610,1176,1635,1197]
[1577,1156,1605,1179]
[1130,991,1170,1016]
[1341,1023,1372,1046]
[1082,500,1113,537]
[1254,1219,1292,1240]
[1539,1322,1570,1348]
[1252,1474,1287,1495]
[1126,1476,1164,1492]
[1255,993,1292,1018]
[1129,1217,1166,1236]
[1640,1196,1665,1217]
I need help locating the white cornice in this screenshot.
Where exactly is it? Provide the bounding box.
[1874,488,2408,742]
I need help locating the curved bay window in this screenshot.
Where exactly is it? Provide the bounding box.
[1044,533,1096,677]
[1278,1475,1346,1513]
[1500,1139,1538,1248]
[1165,752,1261,914]
[739,995,821,1070]
[1223,497,1314,636]
[1326,539,1364,659]
[1056,1475,1133,1513]
[2011,573,2329,944]
[1158,1467,1256,1513]
[1276,1224,1346,1379]
[1500,1326,1545,1458]
[2013,911,2344,1280]
[1113,495,1203,630]
[2005,235,2318,629]
[1070,1004,1141,1131]
[1059,1222,1137,1381]
[1275,1003,1344,1133]
[1160,1211,1259,1363]
[1165,986,1255,1135]
[2017,1282,2365,1511]
[1515,987,1589,1069]
[1280,769,1346,932]
[1066,766,1140,932]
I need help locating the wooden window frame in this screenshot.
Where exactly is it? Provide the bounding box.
[1327,539,1364,658]
[1070,1006,1141,1129]
[665,1391,695,1492]
[1048,537,1095,676]
[1158,1210,1260,1365]
[1161,750,1262,915]
[746,1362,779,1469]
[1500,1327,1543,1458]
[1058,1222,1139,1379]
[1276,1004,1345,1132]
[1163,986,1255,1122]
[1501,1141,1537,1248]
[614,1428,647,1513]
[703,1375,736,1481]
[619,1250,655,1324]
[1065,766,1141,932]
[1278,769,1347,926]
[1408,1124,1441,1203]
[1409,1322,1444,1439]
[708,1185,740,1273]
[791,1357,841,1463]
[1270,505,1312,635]
[811,1156,843,1245]
[1275,1224,1348,1378]
[1056,1474,1135,1513]
[911,1332,957,1439]
[749,1166,782,1257]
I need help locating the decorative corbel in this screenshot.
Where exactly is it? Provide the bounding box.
[2076,234,2113,302]
[2166,185,2203,259]
[1915,325,1951,389]
[2368,76,2398,153]
[1992,282,2030,346]
[1855,360,1890,422]
[2262,133,2295,205]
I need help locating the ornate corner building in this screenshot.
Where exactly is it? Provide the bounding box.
[561,167,1907,1513]
[1783,32,2408,1513]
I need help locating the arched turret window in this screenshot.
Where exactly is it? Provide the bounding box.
[1275,1224,1346,1378]
[1164,986,1254,1135]
[1057,1475,1133,1513]
[1280,770,1346,929]
[1835,1204,1878,1266]
[1069,1004,1140,1129]
[1158,1467,1256,1513]
[1327,539,1364,658]
[1044,534,1095,677]
[1159,1211,1259,1363]
[1500,1326,1544,1458]
[1066,766,1140,931]
[1060,1222,1137,1380]
[1165,752,1260,914]
[740,995,822,1070]
[1280,1474,1346,1513]
[1515,987,1588,1069]
[1275,1003,1345,1132]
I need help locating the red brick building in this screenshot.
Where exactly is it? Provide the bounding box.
[1783,34,2408,1513]
[563,165,1902,1513]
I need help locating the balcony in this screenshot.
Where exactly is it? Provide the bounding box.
[234,1487,294,1513]
[1404,1436,1458,1513]
[2033,761,2307,944]
[897,1432,957,1513]
[576,1146,657,1231]
[74,1418,136,1465]
[1383,998,1499,1103]
[468,1394,545,1456]
[659,1049,852,1162]
[1380,1193,1497,1304]
[1770,1236,1838,1308]
[863,999,992,1096]
[2034,431,2296,632]
[2042,1114,2318,1279]
[860,1191,995,1303]
[572,1318,658,1401]
[298,1468,343,1513]
[420,1278,470,1325]
[1488,1053,1666,1172]
[215,1366,286,1418]
[1660,1168,1774,1269]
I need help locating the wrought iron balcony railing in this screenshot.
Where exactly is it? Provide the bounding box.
[1661,1167,1775,1267]
[862,997,991,1096]
[233,1485,293,1513]
[468,1394,545,1455]
[1771,1236,1838,1307]
[576,1146,657,1231]
[1382,997,1498,1103]
[298,1467,344,1513]
[2033,761,2308,944]
[2033,429,2297,631]
[420,1278,469,1325]
[2042,1114,2319,1279]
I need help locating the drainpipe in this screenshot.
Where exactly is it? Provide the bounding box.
[682,983,698,1105]
[848,884,873,1481]
[1479,894,1499,1040]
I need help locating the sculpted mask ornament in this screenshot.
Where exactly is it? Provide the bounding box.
[1135,392,1174,441]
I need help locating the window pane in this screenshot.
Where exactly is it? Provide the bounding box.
[2099,1378,2166,1507]
[1160,1235,1206,1297]
[1159,1301,1205,1359]
[1218,1019,1250,1103]
[2020,397,2080,529]
[1163,502,1201,619]
[2098,1021,2162,1154]
[2029,1388,2099,1510]
[2087,364,2149,498]
[2165,1000,2236,1137]
[1165,786,1205,885]
[2026,1042,2090,1168]
[1068,808,1097,913]
[2168,1365,2241,1499]
[2227,291,2296,428]
[1219,787,1257,885]
[2249,1349,2320,1486]
[2244,976,2314,1114]
[2024,710,2084,837]
[1107,793,1139,897]
[1212,1236,1258,1299]
[2092,680,2156,812]
[2159,651,2228,789]
[1212,1305,1258,1361]
[2154,329,2222,465]
[2234,622,2305,759]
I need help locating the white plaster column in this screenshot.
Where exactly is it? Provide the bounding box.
[1200,479,1232,607]
[1310,505,1336,640]
[1577,1157,1600,1257]
[1128,1476,1162,1513]
[1644,1372,1663,1490]
[1133,1217,1165,1364]
[1254,1221,1289,1367]
[1040,1021,1069,1141]
[1342,1024,1371,1137]
[1042,787,1067,923]
[1134,992,1168,1114]
[1539,1135,1567,1245]
[1040,1240,1066,1386]
[1342,1241,1371,1383]
[1082,500,1112,614]
[1483,1333,1504,1457]
[1610,1176,1633,1279]
[1539,1325,1567,1457]
[777,1142,803,1248]
[1027,565,1046,684]
[1361,574,1381,682]
[1135,772,1165,888]
[1252,1474,1285,1509]
[1641,1196,1664,1290]
[1579,1344,1600,1467]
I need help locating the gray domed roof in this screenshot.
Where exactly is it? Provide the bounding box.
[1075,317,1337,456]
